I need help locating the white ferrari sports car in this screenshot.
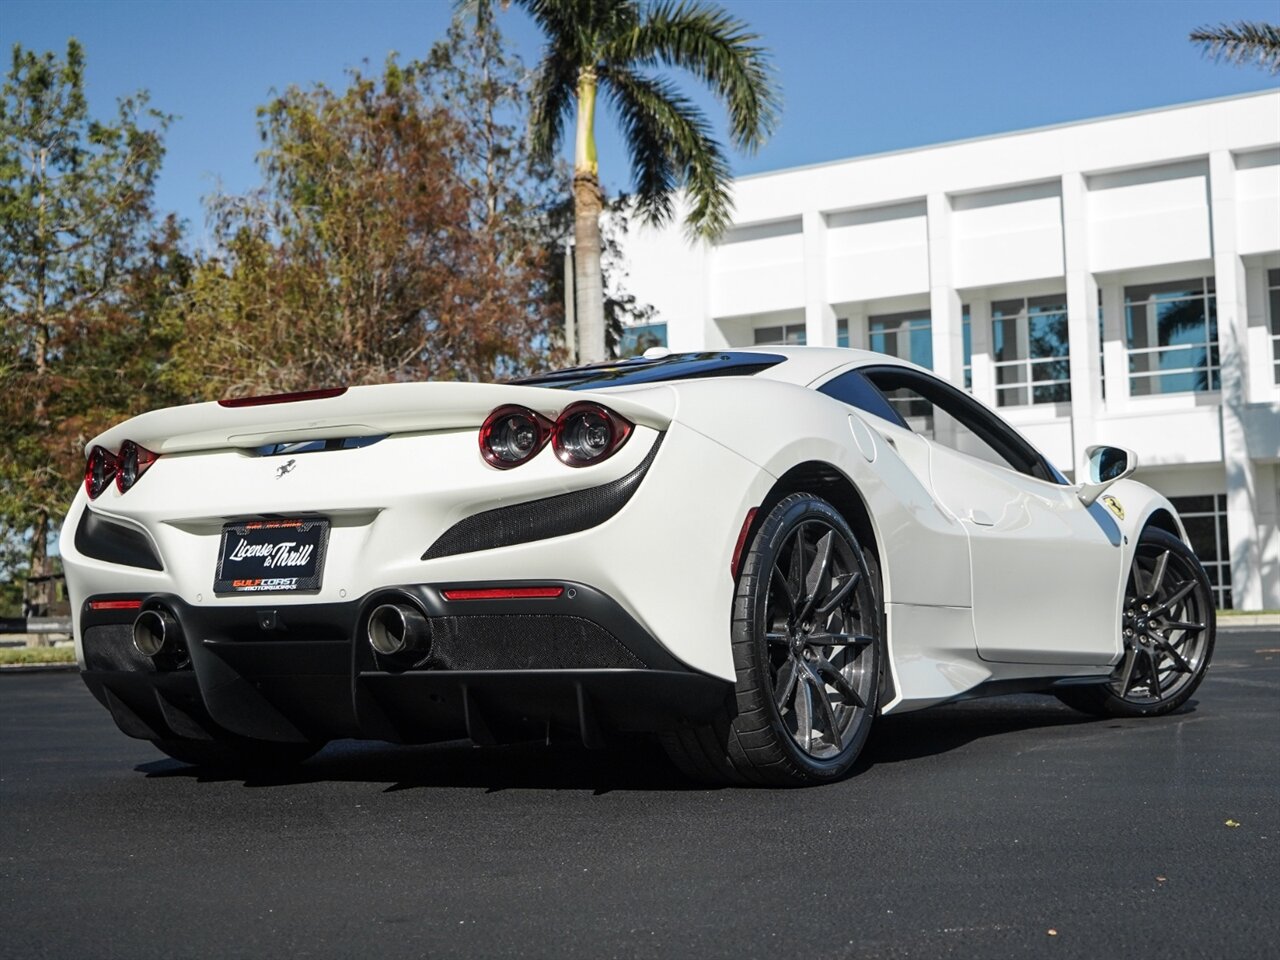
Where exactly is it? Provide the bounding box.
[61,347,1215,785]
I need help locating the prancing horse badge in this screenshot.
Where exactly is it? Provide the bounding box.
[1102,495,1124,520]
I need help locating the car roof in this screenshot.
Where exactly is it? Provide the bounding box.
[725,346,924,387]
[510,346,927,393]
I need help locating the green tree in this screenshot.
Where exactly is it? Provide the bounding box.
[0,40,184,611]
[1190,21,1280,73]
[511,0,779,363]
[172,25,566,398]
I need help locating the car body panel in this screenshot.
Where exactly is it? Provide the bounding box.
[60,346,1200,740]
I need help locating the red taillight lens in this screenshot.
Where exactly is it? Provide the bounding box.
[479,405,553,469]
[84,446,118,499]
[552,402,633,467]
[116,440,159,494]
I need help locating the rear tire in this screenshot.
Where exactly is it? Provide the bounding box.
[1057,526,1215,718]
[150,736,324,772]
[662,493,883,786]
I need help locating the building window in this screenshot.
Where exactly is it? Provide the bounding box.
[754,322,806,346]
[869,310,931,369]
[618,322,667,358]
[1268,268,1280,385]
[837,318,849,348]
[1169,494,1231,610]
[1124,278,1219,395]
[962,307,972,391]
[991,294,1071,406]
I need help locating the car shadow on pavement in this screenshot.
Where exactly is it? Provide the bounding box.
[136,694,1198,793]
[857,693,1200,767]
[138,736,699,794]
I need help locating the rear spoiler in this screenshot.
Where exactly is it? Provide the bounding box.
[87,381,677,456]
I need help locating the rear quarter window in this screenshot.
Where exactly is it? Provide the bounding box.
[817,370,908,428]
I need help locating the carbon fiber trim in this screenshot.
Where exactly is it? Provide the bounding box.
[83,624,154,673]
[425,615,647,670]
[422,435,663,560]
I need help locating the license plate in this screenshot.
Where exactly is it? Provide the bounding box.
[214,518,329,594]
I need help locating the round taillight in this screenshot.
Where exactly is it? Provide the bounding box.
[84,445,118,499]
[116,440,159,494]
[479,406,553,468]
[552,403,633,467]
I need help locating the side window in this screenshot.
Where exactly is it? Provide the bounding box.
[862,366,1057,482]
[818,370,908,428]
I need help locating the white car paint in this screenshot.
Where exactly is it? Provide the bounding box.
[60,347,1186,715]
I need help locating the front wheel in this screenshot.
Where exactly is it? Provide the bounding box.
[662,493,883,786]
[1057,527,1215,718]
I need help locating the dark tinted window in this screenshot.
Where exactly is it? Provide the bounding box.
[861,366,1059,483]
[512,351,785,390]
[818,370,908,428]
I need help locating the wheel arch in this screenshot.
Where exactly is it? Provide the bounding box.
[1142,507,1183,542]
[754,461,880,566]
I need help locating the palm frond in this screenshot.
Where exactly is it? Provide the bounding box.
[601,66,731,240]
[1190,20,1280,74]
[526,55,578,164]
[606,0,780,152]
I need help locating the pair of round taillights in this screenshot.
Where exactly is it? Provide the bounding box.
[84,441,160,499]
[480,403,634,469]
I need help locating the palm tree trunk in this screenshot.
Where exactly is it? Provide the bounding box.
[573,67,606,364]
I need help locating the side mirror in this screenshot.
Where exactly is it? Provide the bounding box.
[1076,444,1138,506]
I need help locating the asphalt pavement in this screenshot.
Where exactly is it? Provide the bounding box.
[1,629,1277,960]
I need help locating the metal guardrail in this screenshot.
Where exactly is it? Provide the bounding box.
[0,617,72,635]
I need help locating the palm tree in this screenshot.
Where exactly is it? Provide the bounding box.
[1190,21,1280,74]
[511,0,779,363]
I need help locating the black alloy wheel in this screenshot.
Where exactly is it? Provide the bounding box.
[1058,526,1215,717]
[764,512,878,760]
[662,493,883,786]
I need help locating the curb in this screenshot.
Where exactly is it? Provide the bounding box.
[0,663,79,674]
[1217,616,1280,630]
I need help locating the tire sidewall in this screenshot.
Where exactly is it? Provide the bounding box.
[734,493,882,781]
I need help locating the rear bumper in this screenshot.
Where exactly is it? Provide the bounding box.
[79,581,730,747]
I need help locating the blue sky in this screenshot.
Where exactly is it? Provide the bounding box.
[5,0,1278,240]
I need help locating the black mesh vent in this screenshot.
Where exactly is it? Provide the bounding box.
[423,435,663,560]
[83,624,154,673]
[428,615,647,670]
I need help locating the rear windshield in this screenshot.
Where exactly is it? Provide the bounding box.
[512,351,785,390]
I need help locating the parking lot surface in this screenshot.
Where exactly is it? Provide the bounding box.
[1,629,1277,959]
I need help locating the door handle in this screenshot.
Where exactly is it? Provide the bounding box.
[968,510,996,526]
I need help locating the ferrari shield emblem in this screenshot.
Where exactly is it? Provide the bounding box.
[1103,495,1124,520]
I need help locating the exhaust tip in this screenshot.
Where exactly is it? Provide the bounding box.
[133,609,178,658]
[367,603,431,657]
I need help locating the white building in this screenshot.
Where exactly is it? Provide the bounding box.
[620,90,1280,610]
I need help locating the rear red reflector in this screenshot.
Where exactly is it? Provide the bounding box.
[730,507,759,580]
[218,387,347,407]
[89,599,143,611]
[442,587,564,601]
